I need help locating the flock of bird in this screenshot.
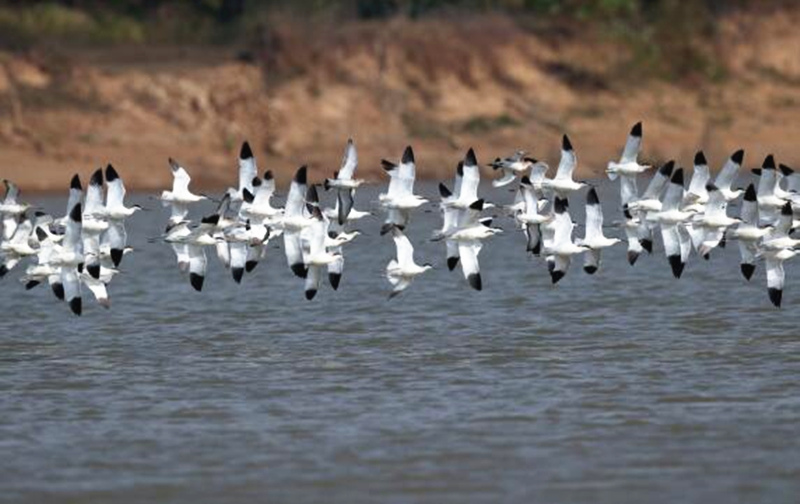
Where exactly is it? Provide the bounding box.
[2,122,799,315]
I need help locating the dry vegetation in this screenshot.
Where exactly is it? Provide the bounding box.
[1,4,800,192]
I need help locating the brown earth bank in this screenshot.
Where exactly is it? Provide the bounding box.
[1,8,800,193]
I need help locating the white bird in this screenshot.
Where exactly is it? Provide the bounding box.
[52,203,84,315]
[447,199,500,290]
[756,155,785,225]
[434,182,461,271]
[578,188,621,274]
[544,197,587,284]
[761,202,796,308]
[82,168,109,280]
[164,215,220,292]
[728,184,771,280]
[103,164,142,267]
[540,135,586,196]
[515,175,551,256]
[379,146,427,235]
[324,138,365,225]
[684,151,711,210]
[227,141,257,202]
[160,158,208,224]
[621,161,675,264]
[386,227,432,298]
[606,122,650,180]
[695,183,741,258]
[713,149,745,202]
[0,215,36,277]
[1,180,28,249]
[654,168,695,278]
[489,150,536,188]
[282,166,311,278]
[302,205,340,300]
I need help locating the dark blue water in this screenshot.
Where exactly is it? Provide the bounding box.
[1,182,799,503]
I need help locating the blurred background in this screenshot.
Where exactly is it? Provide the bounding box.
[0,0,798,191]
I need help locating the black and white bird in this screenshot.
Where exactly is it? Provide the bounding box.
[82,168,109,280]
[161,158,208,224]
[282,166,311,278]
[541,135,586,196]
[578,188,621,274]
[489,150,537,188]
[728,184,771,280]
[695,183,741,259]
[653,168,695,278]
[103,164,141,267]
[714,149,745,202]
[386,227,432,298]
[761,202,797,308]
[544,197,587,284]
[379,146,428,235]
[606,122,649,180]
[514,175,551,256]
[324,138,364,225]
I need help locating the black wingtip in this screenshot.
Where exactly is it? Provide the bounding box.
[90,168,103,186]
[731,149,744,165]
[668,255,684,278]
[781,201,793,216]
[70,174,81,190]
[659,160,675,177]
[467,273,482,291]
[584,265,598,275]
[305,289,317,301]
[294,165,307,185]
[242,188,255,204]
[69,297,82,316]
[35,226,48,242]
[751,168,762,176]
[24,280,40,290]
[456,161,464,177]
[562,134,573,151]
[627,250,639,266]
[740,263,755,281]
[520,175,532,186]
[87,264,100,280]
[110,248,123,267]
[705,182,719,193]
[51,282,65,300]
[190,273,204,292]
[252,176,262,188]
[264,170,273,181]
[105,164,119,182]
[694,151,707,166]
[290,263,308,279]
[231,267,244,284]
[465,148,477,166]
[779,164,794,177]
[329,272,341,290]
[402,145,415,164]
[438,183,452,198]
[586,187,600,205]
[201,214,220,226]
[554,196,569,214]
[240,141,253,160]
[550,270,565,284]
[768,288,782,308]
[0,264,7,278]
[245,260,258,273]
[469,199,484,211]
[670,168,684,186]
[381,159,397,172]
[630,121,642,137]
[763,154,776,169]
[744,183,756,202]
[641,238,653,254]
[447,256,459,271]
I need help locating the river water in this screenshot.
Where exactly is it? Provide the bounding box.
[1,182,798,503]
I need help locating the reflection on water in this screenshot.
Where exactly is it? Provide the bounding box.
[1,182,799,503]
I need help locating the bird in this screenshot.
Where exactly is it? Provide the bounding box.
[103,164,142,267]
[540,135,586,196]
[756,155,785,225]
[282,166,311,278]
[386,227,432,298]
[489,150,537,188]
[302,204,340,300]
[514,175,551,256]
[379,146,427,235]
[227,141,257,202]
[446,199,500,290]
[653,168,696,278]
[695,183,741,258]
[164,214,220,292]
[606,121,650,180]
[544,197,587,284]
[324,138,364,225]
[728,184,771,280]
[761,202,797,307]
[52,203,84,315]
[160,158,208,224]
[433,181,461,271]
[578,188,621,274]
[713,149,745,202]
[82,168,109,280]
